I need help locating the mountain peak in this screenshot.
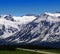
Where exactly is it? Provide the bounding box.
[0,14,14,21]
[44,12,60,17]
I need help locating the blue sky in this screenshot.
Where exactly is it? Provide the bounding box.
[0,0,60,16]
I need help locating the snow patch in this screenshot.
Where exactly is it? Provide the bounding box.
[13,16,36,24]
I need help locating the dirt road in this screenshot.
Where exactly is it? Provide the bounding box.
[17,48,58,54]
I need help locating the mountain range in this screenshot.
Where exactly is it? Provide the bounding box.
[0,12,60,48]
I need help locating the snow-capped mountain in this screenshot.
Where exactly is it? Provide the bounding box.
[0,15,36,39]
[0,12,60,48]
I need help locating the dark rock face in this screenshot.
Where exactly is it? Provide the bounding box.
[4,15,14,21]
[0,25,5,36]
[0,29,4,36]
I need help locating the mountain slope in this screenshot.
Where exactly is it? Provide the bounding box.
[0,12,60,48]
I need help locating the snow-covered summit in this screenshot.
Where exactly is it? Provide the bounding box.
[0,14,14,21]
[38,12,60,23]
[45,12,60,17]
[0,14,36,38]
[13,15,36,24]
